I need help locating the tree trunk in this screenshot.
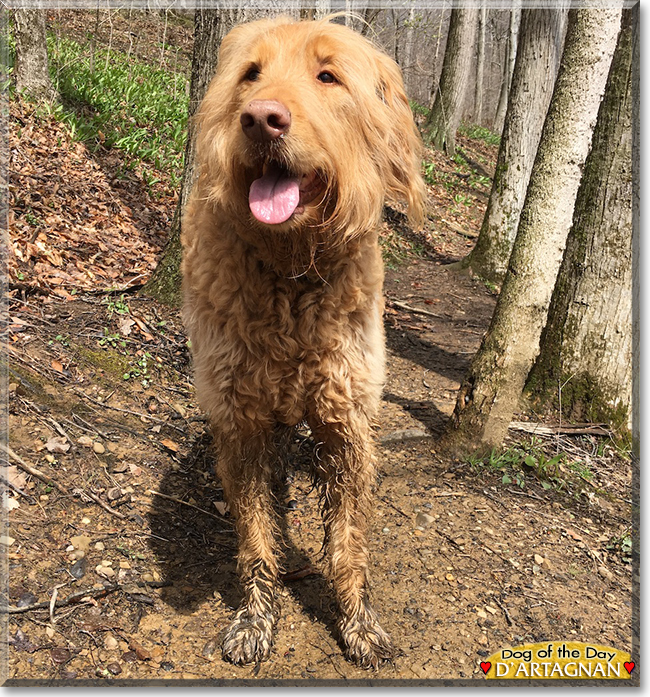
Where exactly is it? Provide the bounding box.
[143,10,227,305]
[444,7,622,455]
[473,3,487,126]
[14,8,57,102]
[462,8,568,283]
[425,5,479,156]
[493,4,522,134]
[527,7,636,435]
[404,3,417,94]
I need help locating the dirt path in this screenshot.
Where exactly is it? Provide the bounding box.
[3,252,634,684]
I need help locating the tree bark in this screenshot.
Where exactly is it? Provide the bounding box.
[444,7,622,455]
[493,3,521,134]
[462,8,568,283]
[425,5,479,156]
[527,7,635,435]
[143,10,227,305]
[473,3,487,126]
[14,8,57,102]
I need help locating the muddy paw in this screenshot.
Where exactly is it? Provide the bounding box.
[340,607,394,669]
[222,610,276,665]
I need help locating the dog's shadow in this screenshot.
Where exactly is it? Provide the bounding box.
[146,429,339,641]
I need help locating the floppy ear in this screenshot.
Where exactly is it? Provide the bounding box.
[373,53,426,229]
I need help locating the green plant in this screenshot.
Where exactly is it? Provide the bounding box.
[45,35,188,178]
[98,330,127,349]
[458,123,501,147]
[124,351,154,387]
[103,294,130,318]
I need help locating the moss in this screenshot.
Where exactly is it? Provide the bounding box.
[525,369,631,443]
[76,346,131,380]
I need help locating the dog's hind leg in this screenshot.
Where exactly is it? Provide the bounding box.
[216,434,282,666]
[313,419,394,669]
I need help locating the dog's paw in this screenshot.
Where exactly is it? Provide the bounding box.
[222,609,276,666]
[339,607,394,669]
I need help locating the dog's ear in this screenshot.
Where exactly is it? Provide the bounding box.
[372,52,426,230]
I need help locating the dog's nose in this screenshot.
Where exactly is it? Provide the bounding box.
[240,100,291,142]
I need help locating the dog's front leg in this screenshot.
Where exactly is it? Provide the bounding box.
[314,420,394,669]
[216,434,281,665]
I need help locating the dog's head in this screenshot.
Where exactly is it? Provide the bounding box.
[195,17,426,241]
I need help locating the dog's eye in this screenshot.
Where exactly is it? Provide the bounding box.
[317,71,337,84]
[244,67,260,82]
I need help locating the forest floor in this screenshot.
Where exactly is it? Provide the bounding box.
[2,9,635,685]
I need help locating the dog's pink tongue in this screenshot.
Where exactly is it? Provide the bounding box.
[249,164,300,224]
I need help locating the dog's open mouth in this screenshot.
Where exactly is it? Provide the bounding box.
[249,161,321,225]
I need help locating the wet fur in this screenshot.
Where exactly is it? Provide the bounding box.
[181,16,425,669]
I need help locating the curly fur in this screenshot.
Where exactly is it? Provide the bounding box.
[181,15,425,668]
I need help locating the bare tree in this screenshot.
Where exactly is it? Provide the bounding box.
[527,7,636,434]
[494,3,521,134]
[13,8,57,102]
[462,8,568,283]
[425,5,479,156]
[444,7,622,454]
[144,10,226,304]
[473,2,487,125]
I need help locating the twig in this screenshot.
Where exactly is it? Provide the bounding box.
[2,584,121,615]
[74,390,185,433]
[380,496,410,519]
[74,488,126,521]
[0,443,67,494]
[509,421,611,437]
[387,299,442,319]
[493,597,514,626]
[146,490,233,525]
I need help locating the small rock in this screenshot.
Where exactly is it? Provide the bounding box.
[382,527,390,534]
[141,573,154,583]
[485,605,497,615]
[107,488,122,502]
[96,565,115,579]
[202,638,219,659]
[95,542,105,551]
[50,647,71,664]
[44,454,56,464]
[415,512,435,528]
[77,436,94,448]
[17,591,38,608]
[93,442,106,455]
[534,554,545,566]
[119,561,131,570]
[286,499,298,510]
[476,610,487,619]
[0,536,15,547]
[70,559,86,580]
[160,661,174,671]
[104,635,119,650]
[598,566,613,582]
[121,651,137,663]
[106,662,122,675]
[445,574,455,581]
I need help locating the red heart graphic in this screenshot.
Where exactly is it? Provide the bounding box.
[624,662,635,674]
[480,662,491,675]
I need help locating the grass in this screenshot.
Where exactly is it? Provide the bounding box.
[44,35,188,183]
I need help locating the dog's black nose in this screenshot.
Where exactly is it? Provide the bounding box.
[240,100,291,142]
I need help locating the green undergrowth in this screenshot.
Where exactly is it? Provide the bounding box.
[458,123,501,147]
[45,35,188,181]
[467,436,601,499]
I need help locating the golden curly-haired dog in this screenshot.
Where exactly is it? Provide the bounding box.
[181,16,425,669]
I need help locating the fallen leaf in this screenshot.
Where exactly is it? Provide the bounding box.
[128,640,152,661]
[213,501,229,516]
[51,360,64,373]
[45,436,70,454]
[160,439,179,453]
[5,465,27,490]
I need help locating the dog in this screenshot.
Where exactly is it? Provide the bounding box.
[181,16,425,669]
